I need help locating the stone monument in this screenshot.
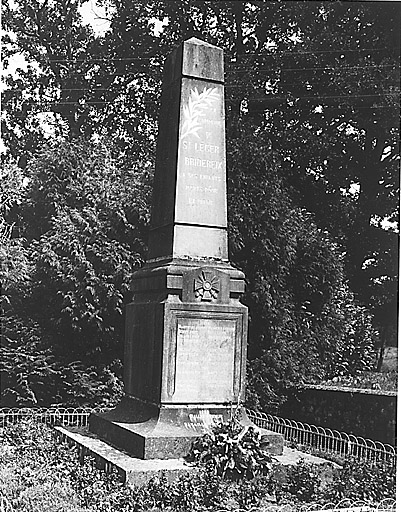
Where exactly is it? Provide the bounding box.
[89,38,283,460]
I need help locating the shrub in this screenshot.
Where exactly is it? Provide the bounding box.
[0,419,396,511]
[196,463,227,508]
[1,141,149,408]
[0,420,93,512]
[186,418,273,480]
[277,460,321,503]
[327,458,396,503]
[232,476,274,508]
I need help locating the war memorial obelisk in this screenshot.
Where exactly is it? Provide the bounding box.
[89,38,283,460]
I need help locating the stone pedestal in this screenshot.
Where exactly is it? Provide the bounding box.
[89,257,283,457]
[124,259,247,404]
[57,427,337,488]
[89,396,283,460]
[89,37,284,462]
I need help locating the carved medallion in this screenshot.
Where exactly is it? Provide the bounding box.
[194,270,220,301]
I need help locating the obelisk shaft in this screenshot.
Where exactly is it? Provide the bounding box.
[88,39,284,464]
[148,38,228,261]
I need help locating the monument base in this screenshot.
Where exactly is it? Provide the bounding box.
[56,425,337,488]
[56,425,196,487]
[89,396,284,460]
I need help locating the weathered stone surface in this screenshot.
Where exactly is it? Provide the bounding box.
[123,281,248,405]
[162,38,224,112]
[130,259,246,297]
[281,385,397,445]
[55,426,197,487]
[161,304,246,404]
[56,426,330,488]
[173,316,236,402]
[175,80,226,228]
[148,38,227,261]
[181,38,224,82]
[89,396,284,459]
[87,38,285,465]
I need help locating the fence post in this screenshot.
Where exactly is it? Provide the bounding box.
[0,407,396,467]
[245,409,396,467]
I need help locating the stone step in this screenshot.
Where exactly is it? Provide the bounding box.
[88,399,284,460]
[55,426,338,488]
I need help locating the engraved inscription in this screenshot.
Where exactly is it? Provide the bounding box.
[173,317,236,402]
[184,410,224,432]
[175,80,226,226]
[184,157,223,169]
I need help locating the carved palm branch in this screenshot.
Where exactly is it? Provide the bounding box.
[180,87,220,141]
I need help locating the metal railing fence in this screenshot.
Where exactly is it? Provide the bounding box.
[0,406,108,428]
[220,499,398,512]
[0,407,396,466]
[246,409,396,466]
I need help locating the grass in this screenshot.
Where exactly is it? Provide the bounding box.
[0,428,90,512]
[0,419,396,511]
[319,369,397,392]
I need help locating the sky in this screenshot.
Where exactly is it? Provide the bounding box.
[79,1,167,36]
[79,0,111,35]
[2,0,110,77]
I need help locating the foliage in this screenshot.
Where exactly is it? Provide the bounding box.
[1,314,56,405]
[0,162,32,302]
[320,370,398,392]
[186,417,273,480]
[227,125,377,411]
[0,420,396,511]
[270,458,396,506]
[0,312,124,407]
[264,2,400,351]
[195,463,227,508]
[0,420,90,512]
[1,1,398,406]
[1,139,149,406]
[274,460,321,504]
[1,0,160,164]
[327,458,396,503]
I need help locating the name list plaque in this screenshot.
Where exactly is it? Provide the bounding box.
[171,316,237,403]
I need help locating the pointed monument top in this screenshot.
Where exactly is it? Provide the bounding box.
[164,37,224,85]
[182,38,224,82]
[184,37,221,50]
[149,35,227,261]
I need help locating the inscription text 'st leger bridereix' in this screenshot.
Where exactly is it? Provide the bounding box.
[176,85,226,227]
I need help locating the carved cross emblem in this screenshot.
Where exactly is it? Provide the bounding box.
[194,270,220,301]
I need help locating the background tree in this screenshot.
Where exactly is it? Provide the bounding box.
[258,2,400,356]
[227,122,376,409]
[1,139,150,405]
[1,0,161,165]
[1,0,397,406]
